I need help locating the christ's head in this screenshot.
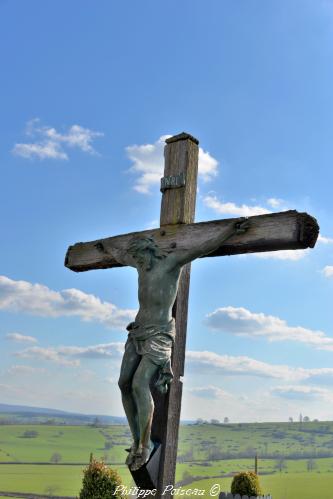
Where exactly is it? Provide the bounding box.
[128,236,166,270]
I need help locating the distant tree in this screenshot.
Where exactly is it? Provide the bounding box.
[246,446,257,456]
[307,458,317,471]
[224,417,230,424]
[50,452,62,464]
[196,418,204,425]
[22,430,39,438]
[104,440,113,450]
[210,419,220,424]
[207,445,224,461]
[0,418,15,425]
[275,458,287,472]
[289,417,293,423]
[44,419,56,425]
[92,417,101,427]
[299,413,303,423]
[177,448,194,463]
[303,416,310,422]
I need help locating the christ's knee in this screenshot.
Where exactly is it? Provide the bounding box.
[118,376,132,395]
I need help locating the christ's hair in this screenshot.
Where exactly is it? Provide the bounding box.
[128,236,167,260]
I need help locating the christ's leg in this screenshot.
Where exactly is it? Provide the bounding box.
[130,356,159,470]
[118,340,141,464]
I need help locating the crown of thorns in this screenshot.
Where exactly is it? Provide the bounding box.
[128,236,167,259]
[128,236,158,253]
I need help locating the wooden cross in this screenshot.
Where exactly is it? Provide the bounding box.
[65,132,319,498]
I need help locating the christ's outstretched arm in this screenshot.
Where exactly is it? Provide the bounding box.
[103,245,137,268]
[170,219,249,267]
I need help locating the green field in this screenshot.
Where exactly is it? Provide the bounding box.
[2,421,333,464]
[0,425,129,463]
[0,464,130,496]
[0,421,333,498]
[189,473,333,499]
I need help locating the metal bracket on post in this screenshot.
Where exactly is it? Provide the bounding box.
[160,172,186,193]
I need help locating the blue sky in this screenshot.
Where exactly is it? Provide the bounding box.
[1,0,333,422]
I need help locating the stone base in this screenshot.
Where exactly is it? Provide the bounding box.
[129,444,161,490]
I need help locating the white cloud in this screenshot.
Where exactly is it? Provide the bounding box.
[16,342,124,367]
[126,135,168,194]
[126,135,218,194]
[266,198,285,209]
[187,385,229,399]
[16,346,80,367]
[0,275,135,329]
[322,266,333,278]
[186,350,333,383]
[198,149,219,182]
[0,383,24,395]
[187,351,303,380]
[13,118,103,160]
[318,234,333,244]
[5,332,38,344]
[205,306,333,351]
[13,141,68,160]
[7,365,46,375]
[238,249,308,261]
[253,249,308,261]
[271,385,332,401]
[57,342,124,359]
[203,195,271,217]
[203,194,291,218]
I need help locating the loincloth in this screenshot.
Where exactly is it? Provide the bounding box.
[125,319,176,388]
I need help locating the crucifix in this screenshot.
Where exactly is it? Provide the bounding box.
[65,132,319,498]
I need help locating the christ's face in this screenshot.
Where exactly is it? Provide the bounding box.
[129,238,158,269]
[128,236,168,271]
[132,249,151,266]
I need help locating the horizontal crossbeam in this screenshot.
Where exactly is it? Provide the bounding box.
[65,210,319,272]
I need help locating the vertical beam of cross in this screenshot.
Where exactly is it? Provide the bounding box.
[151,133,199,498]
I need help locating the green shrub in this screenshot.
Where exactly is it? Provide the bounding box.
[231,471,263,496]
[79,455,126,499]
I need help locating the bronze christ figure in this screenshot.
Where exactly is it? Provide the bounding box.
[116,219,249,470]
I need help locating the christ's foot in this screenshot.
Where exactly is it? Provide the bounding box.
[129,441,155,471]
[125,443,138,467]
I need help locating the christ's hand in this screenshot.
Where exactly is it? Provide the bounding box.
[235,218,250,234]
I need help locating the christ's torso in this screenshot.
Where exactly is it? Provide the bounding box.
[135,261,182,325]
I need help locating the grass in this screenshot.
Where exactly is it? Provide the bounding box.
[0,425,129,463]
[189,472,333,499]
[1,421,333,497]
[1,421,333,464]
[0,464,131,496]
[178,421,333,460]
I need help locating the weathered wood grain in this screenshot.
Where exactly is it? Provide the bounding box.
[65,210,319,272]
[160,133,199,225]
[153,133,199,498]
[151,262,192,497]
